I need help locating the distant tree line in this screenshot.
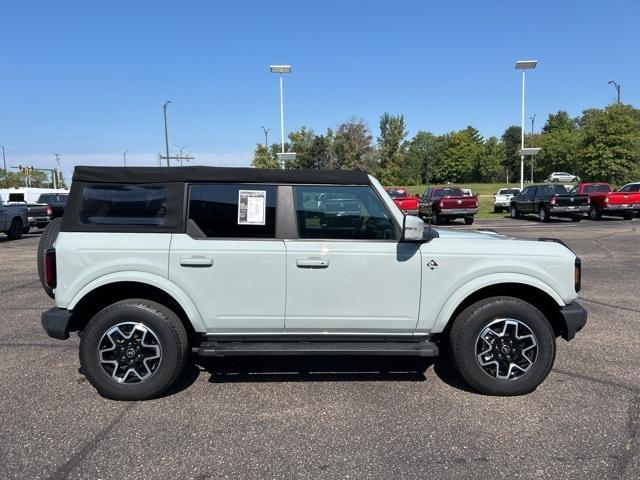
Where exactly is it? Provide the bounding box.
[252,103,640,185]
[0,170,67,189]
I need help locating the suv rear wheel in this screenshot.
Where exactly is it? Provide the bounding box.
[449,296,556,395]
[79,299,189,400]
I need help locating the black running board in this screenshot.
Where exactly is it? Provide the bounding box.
[195,340,439,357]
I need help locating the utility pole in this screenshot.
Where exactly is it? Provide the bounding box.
[123,150,128,167]
[163,100,172,167]
[608,80,621,104]
[261,126,270,150]
[54,154,62,189]
[0,145,7,188]
[173,145,187,167]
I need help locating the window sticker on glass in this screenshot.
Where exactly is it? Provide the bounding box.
[238,190,266,225]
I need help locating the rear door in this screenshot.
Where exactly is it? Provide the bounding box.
[516,186,535,212]
[169,183,286,333]
[284,185,422,334]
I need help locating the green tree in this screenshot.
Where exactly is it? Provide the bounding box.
[251,144,279,169]
[333,118,375,171]
[406,131,447,184]
[501,125,522,181]
[377,113,408,184]
[287,126,316,169]
[542,111,576,133]
[579,104,640,183]
[306,134,333,170]
[475,136,505,182]
[434,129,480,183]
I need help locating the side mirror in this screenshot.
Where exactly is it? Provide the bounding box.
[403,214,425,241]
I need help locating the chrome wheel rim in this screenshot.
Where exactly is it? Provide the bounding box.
[98,322,162,384]
[475,318,537,380]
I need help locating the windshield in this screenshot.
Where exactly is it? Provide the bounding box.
[38,194,69,203]
[582,184,610,193]
[432,188,462,198]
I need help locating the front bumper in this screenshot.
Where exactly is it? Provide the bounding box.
[550,206,589,214]
[41,308,72,340]
[559,301,587,341]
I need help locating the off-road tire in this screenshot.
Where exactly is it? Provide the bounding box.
[449,296,556,396]
[6,218,24,240]
[79,299,189,401]
[37,218,63,298]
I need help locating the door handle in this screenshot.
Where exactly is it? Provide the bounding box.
[179,257,214,268]
[296,258,329,269]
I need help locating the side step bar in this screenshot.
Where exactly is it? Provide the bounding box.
[195,340,439,357]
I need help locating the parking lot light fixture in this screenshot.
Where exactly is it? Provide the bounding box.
[269,65,292,164]
[515,60,538,190]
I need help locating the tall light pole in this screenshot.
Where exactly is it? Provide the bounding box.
[515,60,538,190]
[608,80,621,104]
[163,100,172,167]
[260,126,270,150]
[529,114,536,182]
[123,149,128,167]
[0,145,6,188]
[54,153,62,189]
[269,65,292,159]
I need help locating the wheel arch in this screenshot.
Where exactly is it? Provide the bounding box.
[433,278,567,339]
[67,276,206,340]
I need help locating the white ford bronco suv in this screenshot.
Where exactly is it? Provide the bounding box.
[40,166,587,400]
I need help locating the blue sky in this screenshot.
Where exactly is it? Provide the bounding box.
[1,0,638,178]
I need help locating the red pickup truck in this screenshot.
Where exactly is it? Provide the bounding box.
[418,186,478,225]
[572,183,640,220]
[385,188,419,216]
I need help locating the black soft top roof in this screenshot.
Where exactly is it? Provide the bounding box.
[72,166,371,185]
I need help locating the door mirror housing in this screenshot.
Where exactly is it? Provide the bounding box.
[402,214,425,241]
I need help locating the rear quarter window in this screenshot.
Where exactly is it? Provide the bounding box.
[78,185,168,226]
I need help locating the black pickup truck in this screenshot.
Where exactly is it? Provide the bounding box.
[37,193,68,219]
[6,193,52,233]
[509,184,590,222]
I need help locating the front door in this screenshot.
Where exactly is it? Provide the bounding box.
[169,183,286,333]
[284,185,422,334]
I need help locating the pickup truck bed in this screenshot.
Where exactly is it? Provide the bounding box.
[418,187,478,225]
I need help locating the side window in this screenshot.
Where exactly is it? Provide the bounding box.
[525,187,537,200]
[293,186,397,240]
[188,184,277,238]
[79,185,168,226]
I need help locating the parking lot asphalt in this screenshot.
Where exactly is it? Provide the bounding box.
[0,217,639,480]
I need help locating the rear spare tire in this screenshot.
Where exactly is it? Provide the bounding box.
[37,218,63,298]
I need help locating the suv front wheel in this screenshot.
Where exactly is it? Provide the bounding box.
[449,296,556,396]
[79,299,189,400]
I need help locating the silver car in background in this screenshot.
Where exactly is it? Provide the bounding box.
[548,172,580,183]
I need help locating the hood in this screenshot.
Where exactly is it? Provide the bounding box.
[432,228,512,240]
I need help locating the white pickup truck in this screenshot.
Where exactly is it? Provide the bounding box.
[493,187,521,213]
[0,193,29,240]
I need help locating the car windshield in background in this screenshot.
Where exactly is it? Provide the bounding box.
[499,189,520,195]
[433,188,462,198]
[386,189,407,198]
[583,184,610,193]
[37,194,69,204]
